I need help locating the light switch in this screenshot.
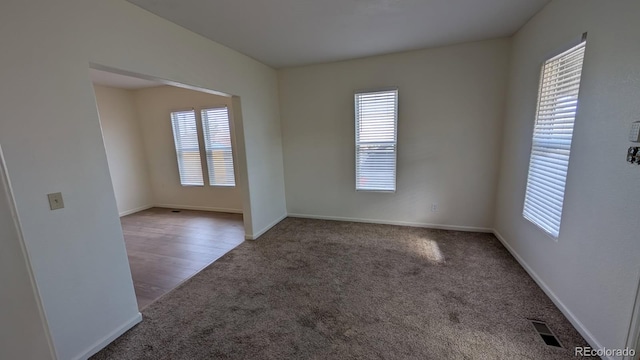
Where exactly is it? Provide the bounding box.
[47,192,64,210]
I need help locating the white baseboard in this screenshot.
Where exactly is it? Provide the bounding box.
[492,229,608,358]
[154,204,243,214]
[73,312,142,360]
[287,213,493,233]
[119,204,153,217]
[245,213,287,240]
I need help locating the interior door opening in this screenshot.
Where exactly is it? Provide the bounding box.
[89,65,249,309]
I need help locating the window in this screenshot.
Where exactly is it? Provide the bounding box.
[523,40,586,238]
[170,107,236,187]
[201,107,236,186]
[170,110,204,186]
[355,88,398,192]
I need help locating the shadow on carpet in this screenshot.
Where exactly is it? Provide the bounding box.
[92,218,590,359]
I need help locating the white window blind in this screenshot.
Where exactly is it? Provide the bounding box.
[355,89,398,192]
[523,40,586,238]
[170,110,204,186]
[201,107,236,187]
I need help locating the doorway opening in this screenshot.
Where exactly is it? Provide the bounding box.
[89,65,248,309]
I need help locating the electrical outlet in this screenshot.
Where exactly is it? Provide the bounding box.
[47,192,64,210]
[431,203,439,212]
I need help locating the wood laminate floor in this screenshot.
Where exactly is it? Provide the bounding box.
[121,207,244,309]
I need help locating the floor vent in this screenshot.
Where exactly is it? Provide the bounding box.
[529,319,563,348]
[171,210,181,213]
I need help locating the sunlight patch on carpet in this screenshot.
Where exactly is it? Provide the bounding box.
[416,238,445,263]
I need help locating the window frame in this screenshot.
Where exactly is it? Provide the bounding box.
[169,105,237,188]
[354,87,399,193]
[200,106,237,187]
[170,108,205,187]
[522,39,587,239]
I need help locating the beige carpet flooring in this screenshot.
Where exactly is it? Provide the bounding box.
[93,218,590,359]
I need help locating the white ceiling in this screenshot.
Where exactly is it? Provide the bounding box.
[90,68,162,89]
[126,0,550,68]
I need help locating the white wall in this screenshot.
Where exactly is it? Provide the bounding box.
[93,85,154,216]
[0,0,286,359]
[494,0,640,353]
[0,147,54,360]
[134,86,243,213]
[278,39,509,230]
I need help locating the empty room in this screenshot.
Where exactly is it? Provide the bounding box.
[0,1,638,360]
[91,69,246,309]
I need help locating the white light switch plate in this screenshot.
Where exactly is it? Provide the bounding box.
[47,192,64,210]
